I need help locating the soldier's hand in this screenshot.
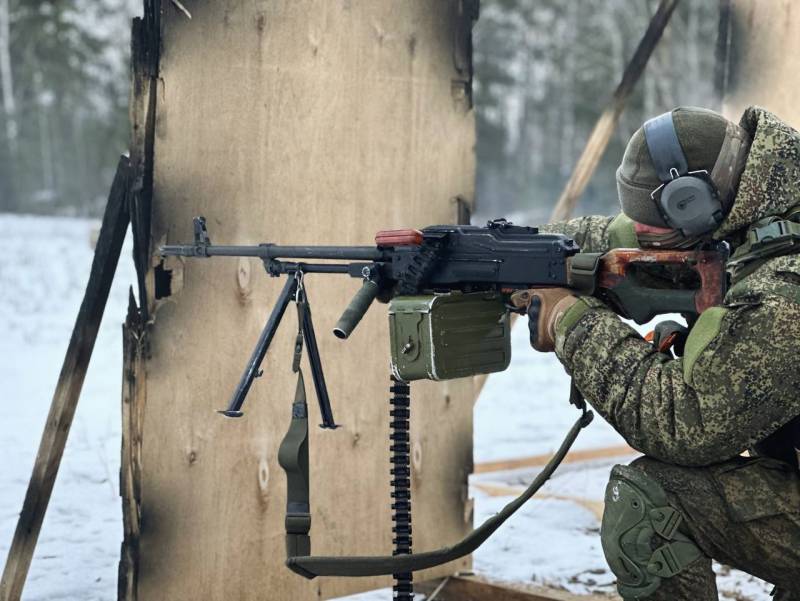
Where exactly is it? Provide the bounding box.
[510,288,577,352]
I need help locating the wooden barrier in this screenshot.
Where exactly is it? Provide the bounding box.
[125,2,479,599]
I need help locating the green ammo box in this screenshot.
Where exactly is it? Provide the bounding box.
[388,292,511,382]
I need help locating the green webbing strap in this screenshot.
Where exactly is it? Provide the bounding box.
[728,215,800,281]
[280,385,594,579]
[277,302,313,576]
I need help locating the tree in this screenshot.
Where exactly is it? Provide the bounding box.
[0,0,134,214]
[473,0,719,222]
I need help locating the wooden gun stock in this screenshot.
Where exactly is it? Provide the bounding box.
[509,247,728,324]
[591,248,728,323]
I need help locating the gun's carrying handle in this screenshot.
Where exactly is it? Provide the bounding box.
[570,248,727,325]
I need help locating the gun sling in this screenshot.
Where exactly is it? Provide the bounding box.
[278,303,594,578]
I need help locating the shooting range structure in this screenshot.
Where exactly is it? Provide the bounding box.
[122,1,479,600]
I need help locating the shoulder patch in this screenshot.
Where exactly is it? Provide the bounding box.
[683,306,729,387]
[607,214,638,249]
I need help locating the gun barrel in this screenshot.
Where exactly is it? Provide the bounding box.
[160,243,384,261]
[264,245,384,261]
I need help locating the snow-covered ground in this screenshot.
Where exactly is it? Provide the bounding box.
[0,214,772,600]
[0,215,135,600]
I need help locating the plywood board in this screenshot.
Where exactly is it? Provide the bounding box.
[136,1,477,599]
[720,0,800,126]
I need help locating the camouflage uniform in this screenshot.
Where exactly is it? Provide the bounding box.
[542,108,800,599]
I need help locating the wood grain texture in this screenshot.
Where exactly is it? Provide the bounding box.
[719,0,800,128]
[139,2,477,599]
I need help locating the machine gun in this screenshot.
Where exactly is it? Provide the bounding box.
[162,216,727,421]
[159,216,727,592]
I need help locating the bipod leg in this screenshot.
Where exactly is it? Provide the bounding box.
[389,377,412,600]
[219,276,297,417]
[298,289,337,429]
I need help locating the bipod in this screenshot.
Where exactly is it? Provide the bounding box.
[219,268,338,429]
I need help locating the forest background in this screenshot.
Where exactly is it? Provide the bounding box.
[0,0,719,221]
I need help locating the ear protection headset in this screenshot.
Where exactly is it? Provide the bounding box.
[643,111,723,236]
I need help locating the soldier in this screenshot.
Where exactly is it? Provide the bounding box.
[520,106,800,599]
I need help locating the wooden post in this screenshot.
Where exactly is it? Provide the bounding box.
[0,157,132,601]
[549,0,680,222]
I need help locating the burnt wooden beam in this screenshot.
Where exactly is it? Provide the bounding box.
[129,0,160,323]
[549,0,680,222]
[416,574,619,601]
[474,444,636,475]
[118,290,146,601]
[0,156,132,601]
[118,5,159,596]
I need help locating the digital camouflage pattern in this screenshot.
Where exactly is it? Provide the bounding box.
[716,107,800,239]
[555,273,800,466]
[539,214,615,250]
[629,456,800,600]
[549,107,800,466]
[541,107,800,597]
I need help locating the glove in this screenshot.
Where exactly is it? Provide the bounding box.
[510,288,578,352]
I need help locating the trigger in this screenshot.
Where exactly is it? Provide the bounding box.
[644,330,677,353]
[656,332,678,354]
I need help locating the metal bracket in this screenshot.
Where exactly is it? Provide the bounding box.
[192,216,211,256]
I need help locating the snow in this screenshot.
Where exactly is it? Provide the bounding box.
[474,319,624,462]
[0,214,136,600]
[0,214,773,600]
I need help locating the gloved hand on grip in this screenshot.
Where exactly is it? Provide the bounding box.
[510,288,578,352]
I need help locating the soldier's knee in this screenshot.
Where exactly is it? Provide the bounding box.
[601,463,704,599]
[628,455,676,484]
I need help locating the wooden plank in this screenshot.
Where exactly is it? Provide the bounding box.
[138,2,477,599]
[549,0,680,222]
[719,0,800,129]
[416,575,618,601]
[474,445,636,475]
[128,1,160,321]
[470,483,605,521]
[0,156,132,601]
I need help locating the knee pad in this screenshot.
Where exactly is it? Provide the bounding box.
[601,464,703,599]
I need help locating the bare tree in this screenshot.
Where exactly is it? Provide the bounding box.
[0,0,17,157]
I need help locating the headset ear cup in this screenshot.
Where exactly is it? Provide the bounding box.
[658,176,722,236]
